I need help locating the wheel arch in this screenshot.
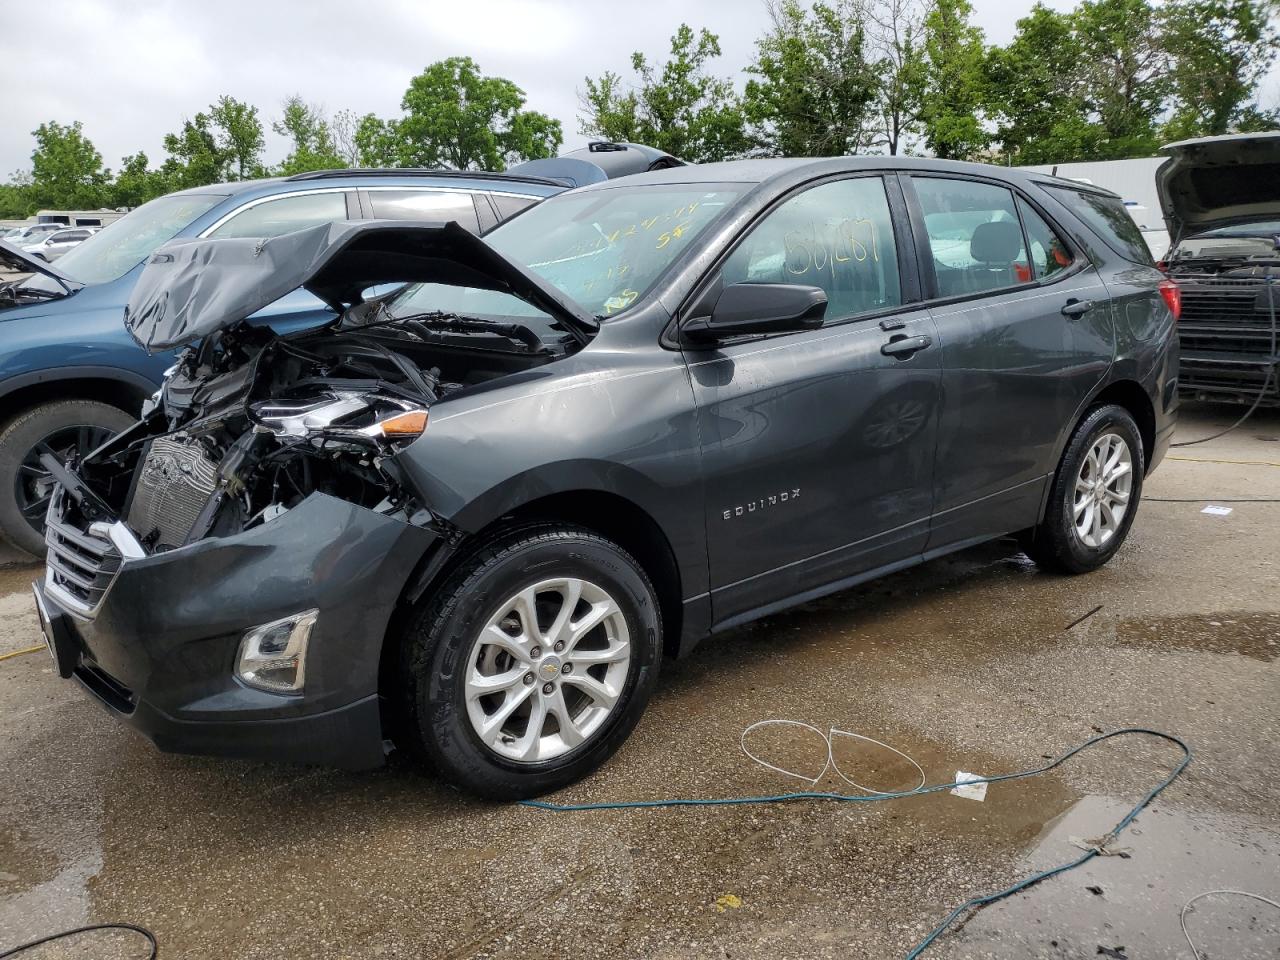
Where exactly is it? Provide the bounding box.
[1089,379,1156,471]
[378,487,689,707]
[1035,376,1157,524]
[0,367,155,425]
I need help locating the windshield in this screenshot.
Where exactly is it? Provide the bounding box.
[51,192,226,285]
[388,183,743,324]
[1173,220,1280,260]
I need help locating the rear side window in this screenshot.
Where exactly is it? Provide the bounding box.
[913,177,1030,296]
[1018,199,1073,279]
[721,176,902,322]
[365,189,480,232]
[493,194,539,220]
[1046,185,1153,266]
[210,191,348,239]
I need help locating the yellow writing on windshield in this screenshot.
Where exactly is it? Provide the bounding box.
[563,201,705,259]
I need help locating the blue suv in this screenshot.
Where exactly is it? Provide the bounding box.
[0,144,681,554]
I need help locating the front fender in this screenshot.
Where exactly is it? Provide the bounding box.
[388,349,707,597]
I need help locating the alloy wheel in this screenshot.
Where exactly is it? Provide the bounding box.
[1072,432,1133,549]
[14,425,115,536]
[464,577,632,763]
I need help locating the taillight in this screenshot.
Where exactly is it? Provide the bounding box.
[1158,278,1181,320]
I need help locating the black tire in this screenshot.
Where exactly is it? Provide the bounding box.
[1021,403,1145,574]
[0,400,135,557]
[395,524,662,800]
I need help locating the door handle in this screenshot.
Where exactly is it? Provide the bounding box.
[881,334,933,358]
[1061,298,1094,318]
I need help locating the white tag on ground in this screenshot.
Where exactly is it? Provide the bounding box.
[1201,505,1234,516]
[951,771,988,802]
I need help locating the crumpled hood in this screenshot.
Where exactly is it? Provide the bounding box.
[1157,132,1280,241]
[124,219,600,352]
[0,238,81,289]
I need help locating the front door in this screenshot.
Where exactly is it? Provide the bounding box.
[901,175,1113,549]
[681,175,942,628]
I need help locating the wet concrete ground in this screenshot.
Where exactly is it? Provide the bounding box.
[1,405,1278,959]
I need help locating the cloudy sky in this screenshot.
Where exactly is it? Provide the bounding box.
[1,0,1276,178]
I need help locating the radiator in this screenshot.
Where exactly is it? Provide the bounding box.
[127,436,221,549]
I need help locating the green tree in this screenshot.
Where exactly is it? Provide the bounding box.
[916,0,990,160]
[109,152,171,207]
[986,4,1101,163]
[159,96,265,187]
[209,95,266,179]
[27,121,109,210]
[0,173,35,219]
[161,112,225,188]
[273,96,344,175]
[391,57,561,170]
[744,0,880,156]
[353,114,403,167]
[866,0,927,155]
[1074,0,1169,158]
[580,25,750,162]
[1160,0,1280,138]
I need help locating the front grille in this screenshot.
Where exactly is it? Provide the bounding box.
[1175,273,1279,403]
[126,436,220,549]
[1176,275,1279,356]
[45,490,123,614]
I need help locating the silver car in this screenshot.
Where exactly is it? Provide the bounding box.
[21,227,98,261]
[3,223,63,246]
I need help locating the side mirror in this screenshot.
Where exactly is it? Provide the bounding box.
[682,282,827,344]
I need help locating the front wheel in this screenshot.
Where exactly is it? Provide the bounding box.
[396,525,662,799]
[0,400,135,557]
[1021,403,1144,574]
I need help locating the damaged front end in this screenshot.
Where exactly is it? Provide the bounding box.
[69,321,445,560]
[33,220,597,767]
[48,218,596,581]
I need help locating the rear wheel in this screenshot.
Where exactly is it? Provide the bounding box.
[0,400,135,557]
[396,525,662,799]
[1020,403,1144,574]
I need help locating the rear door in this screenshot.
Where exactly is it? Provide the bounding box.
[901,174,1113,550]
[682,174,942,627]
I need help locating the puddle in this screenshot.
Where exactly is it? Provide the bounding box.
[1115,612,1280,662]
[939,795,1280,958]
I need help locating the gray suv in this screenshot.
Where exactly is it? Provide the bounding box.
[35,156,1178,799]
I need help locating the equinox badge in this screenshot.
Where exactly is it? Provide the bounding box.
[723,488,800,520]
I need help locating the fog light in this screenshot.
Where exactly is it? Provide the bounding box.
[236,610,317,693]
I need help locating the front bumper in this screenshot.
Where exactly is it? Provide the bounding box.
[35,492,437,770]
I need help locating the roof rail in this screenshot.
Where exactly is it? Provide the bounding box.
[282,167,569,188]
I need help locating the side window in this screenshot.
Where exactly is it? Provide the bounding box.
[492,194,539,221]
[209,192,348,239]
[1018,199,1073,279]
[721,177,902,322]
[1045,185,1154,266]
[914,177,1029,297]
[365,189,480,232]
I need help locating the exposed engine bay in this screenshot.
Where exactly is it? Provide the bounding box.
[49,220,597,560]
[69,312,572,552]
